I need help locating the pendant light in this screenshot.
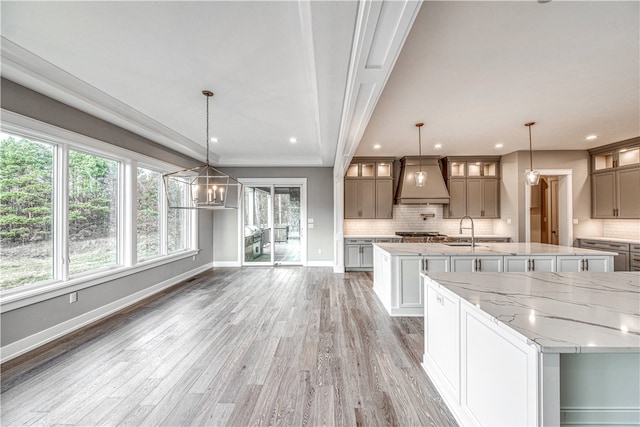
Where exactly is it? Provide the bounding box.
[524,121,540,186]
[414,122,427,187]
[163,90,242,209]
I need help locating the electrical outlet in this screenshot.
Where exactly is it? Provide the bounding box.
[69,292,78,303]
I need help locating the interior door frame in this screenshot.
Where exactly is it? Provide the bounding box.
[524,169,572,246]
[238,178,307,266]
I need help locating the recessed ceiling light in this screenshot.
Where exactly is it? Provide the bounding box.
[495,143,504,149]
[585,135,598,141]
[211,137,219,143]
[289,137,297,143]
[373,144,381,150]
[434,143,442,149]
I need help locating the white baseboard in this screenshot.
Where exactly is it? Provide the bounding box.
[561,407,640,425]
[0,264,211,363]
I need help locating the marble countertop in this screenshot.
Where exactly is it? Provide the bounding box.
[374,242,618,256]
[344,235,401,239]
[577,236,640,245]
[445,234,510,239]
[422,272,640,353]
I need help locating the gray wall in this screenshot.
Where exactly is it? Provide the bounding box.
[1,79,214,349]
[494,150,601,242]
[212,167,334,263]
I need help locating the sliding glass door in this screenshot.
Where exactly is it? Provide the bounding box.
[241,180,306,266]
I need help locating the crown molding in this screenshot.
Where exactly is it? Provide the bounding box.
[0,36,219,164]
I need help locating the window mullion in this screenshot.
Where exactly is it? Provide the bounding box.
[55,144,69,281]
[160,175,168,255]
[123,159,136,267]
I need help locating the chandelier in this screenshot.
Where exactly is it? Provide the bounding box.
[163,90,241,209]
[524,121,540,186]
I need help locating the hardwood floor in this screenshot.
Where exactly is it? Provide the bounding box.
[1,267,457,426]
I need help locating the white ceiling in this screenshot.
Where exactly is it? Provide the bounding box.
[358,1,640,157]
[1,1,639,169]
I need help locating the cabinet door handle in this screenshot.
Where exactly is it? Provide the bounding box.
[527,259,531,271]
[531,259,535,271]
[585,259,589,271]
[424,259,429,271]
[580,259,585,271]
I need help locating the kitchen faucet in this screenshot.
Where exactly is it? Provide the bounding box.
[459,215,475,247]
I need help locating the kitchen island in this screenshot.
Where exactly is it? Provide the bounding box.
[372,242,616,316]
[421,271,640,426]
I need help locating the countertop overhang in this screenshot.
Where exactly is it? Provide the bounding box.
[374,242,618,256]
[423,271,640,353]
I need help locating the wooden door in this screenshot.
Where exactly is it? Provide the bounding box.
[550,178,559,245]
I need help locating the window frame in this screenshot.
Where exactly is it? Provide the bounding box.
[0,110,199,312]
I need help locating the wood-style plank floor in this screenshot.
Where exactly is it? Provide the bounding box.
[1,267,457,426]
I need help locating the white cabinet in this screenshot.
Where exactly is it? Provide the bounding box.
[372,248,450,316]
[397,256,450,313]
[451,256,502,272]
[344,238,374,270]
[556,255,612,272]
[422,277,539,427]
[346,237,400,271]
[504,255,556,272]
[461,303,539,426]
[425,282,460,401]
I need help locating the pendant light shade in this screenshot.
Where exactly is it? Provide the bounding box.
[414,122,427,187]
[163,90,241,209]
[524,121,540,186]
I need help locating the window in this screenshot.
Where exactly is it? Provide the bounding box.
[68,150,120,275]
[0,134,54,289]
[167,179,189,253]
[0,121,197,295]
[137,167,161,260]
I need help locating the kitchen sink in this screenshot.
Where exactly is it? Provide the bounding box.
[444,242,486,247]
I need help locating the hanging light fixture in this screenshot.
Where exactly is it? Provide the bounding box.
[414,122,427,187]
[524,121,540,186]
[163,90,242,209]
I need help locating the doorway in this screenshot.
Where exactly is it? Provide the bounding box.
[240,179,306,266]
[524,169,573,246]
[529,176,559,245]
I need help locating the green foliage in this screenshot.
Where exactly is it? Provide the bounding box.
[0,136,53,245]
[0,137,118,247]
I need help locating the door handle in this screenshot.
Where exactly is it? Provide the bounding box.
[531,259,535,271]
[585,259,589,271]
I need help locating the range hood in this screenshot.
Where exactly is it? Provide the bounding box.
[395,156,450,204]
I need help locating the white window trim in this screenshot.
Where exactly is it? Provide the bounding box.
[0,109,200,311]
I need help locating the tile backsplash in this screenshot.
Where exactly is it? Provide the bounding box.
[602,220,640,240]
[343,204,495,236]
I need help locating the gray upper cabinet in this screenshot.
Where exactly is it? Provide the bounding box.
[375,180,394,218]
[589,138,640,219]
[345,157,394,219]
[447,179,467,218]
[443,156,500,219]
[344,179,375,218]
